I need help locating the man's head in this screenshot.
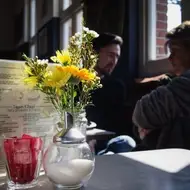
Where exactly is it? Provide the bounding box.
[166,21,190,76]
[92,33,123,76]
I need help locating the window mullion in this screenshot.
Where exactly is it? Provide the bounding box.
[147,0,157,61]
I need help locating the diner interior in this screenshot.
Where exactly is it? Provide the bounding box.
[1,0,190,190]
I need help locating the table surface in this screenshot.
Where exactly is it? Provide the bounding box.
[1,148,190,190]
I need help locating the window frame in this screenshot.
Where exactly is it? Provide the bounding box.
[30,0,36,38]
[61,18,73,49]
[59,0,83,49]
[138,0,172,77]
[30,43,36,58]
[29,0,37,58]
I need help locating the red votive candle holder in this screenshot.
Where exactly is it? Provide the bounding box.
[1,134,45,189]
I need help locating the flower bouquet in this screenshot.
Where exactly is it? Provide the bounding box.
[22,27,101,189]
[23,27,101,134]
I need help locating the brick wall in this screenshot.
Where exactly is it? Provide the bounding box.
[156,0,168,58]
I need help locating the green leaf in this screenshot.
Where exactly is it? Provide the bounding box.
[62,93,67,105]
[73,91,77,98]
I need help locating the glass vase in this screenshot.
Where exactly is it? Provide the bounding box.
[43,112,95,189]
[73,110,88,136]
[1,134,46,190]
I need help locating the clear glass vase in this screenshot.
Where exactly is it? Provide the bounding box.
[43,112,95,189]
[73,110,88,136]
[55,111,88,137]
[1,134,46,190]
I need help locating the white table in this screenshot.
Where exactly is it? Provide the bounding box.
[1,149,190,190]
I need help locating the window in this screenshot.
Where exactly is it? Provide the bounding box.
[156,0,181,59]
[41,0,48,19]
[76,10,83,33]
[63,0,72,10]
[30,0,36,37]
[24,0,29,42]
[30,44,36,58]
[167,0,181,31]
[62,19,72,49]
[60,0,83,49]
[139,0,181,75]
[38,28,48,57]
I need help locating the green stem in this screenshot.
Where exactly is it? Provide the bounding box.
[71,83,74,116]
[50,97,60,112]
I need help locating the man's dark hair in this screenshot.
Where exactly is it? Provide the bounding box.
[165,21,190,50]
[92,33,123,52]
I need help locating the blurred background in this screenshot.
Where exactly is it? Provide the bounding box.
[0,0,187,78]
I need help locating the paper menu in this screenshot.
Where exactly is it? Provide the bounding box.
[0,59,56,172]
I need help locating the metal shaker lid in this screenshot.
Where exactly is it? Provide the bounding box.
[53,127,85,144]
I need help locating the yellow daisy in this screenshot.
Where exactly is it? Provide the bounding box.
[59,65,96,82]
[24,76,38,88]
[50,50,71,65]
[43,66,71,88]
[78,69,96,81]
[64,65,80,77]
[24,66,33,76]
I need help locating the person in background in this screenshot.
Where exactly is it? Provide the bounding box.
[132,21,190,151]
[86,33,137,153]
[87,33,176,154]
[87,32,175,138]
[93,33,122,77]
[86,33,128,135]
[86,33,173,154]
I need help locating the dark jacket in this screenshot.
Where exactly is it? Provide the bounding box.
[86,76,129,135]
[133,70,190,150]
[86,74,174,137]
